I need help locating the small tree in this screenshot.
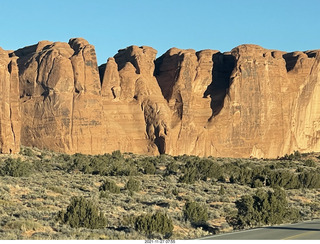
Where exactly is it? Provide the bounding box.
[58,197,107,229]
[143,161,156,174]
[229,187,300,229]
[0,158,32,177]
[183,201,208,226]
[99,179,120,194]
[125,178,141,192]
[135,212,173,238]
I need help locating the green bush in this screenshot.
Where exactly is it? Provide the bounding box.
[179,158,223,184]
[219,185,225,195]
[67,153,138,176]
[125,178,141,192]
[304,159,316,167]
[112,150,122,159]
[281,151,301,160]
[143,161,156,174]
[198,159,223,180]
[298,171,320,188]
[135,212,173,238]
[183,201,208,226]
[251,179,264,188]
[99,179,120,194]
[179,167,198,184]
[58,197,107,229]
[0,158,33,177]
[267,170,301,189]
[165,161,179,175]
[20,147,34,157]
[228,187,300,229]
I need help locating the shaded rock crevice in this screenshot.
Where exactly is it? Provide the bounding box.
[203,52,236,120]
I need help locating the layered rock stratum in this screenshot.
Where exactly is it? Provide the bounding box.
[1,38,320,158]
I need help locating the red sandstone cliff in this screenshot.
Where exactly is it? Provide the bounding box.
[0,47,20,153]
[1,38,320,158]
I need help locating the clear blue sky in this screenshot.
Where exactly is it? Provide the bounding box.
[1,0,319,65]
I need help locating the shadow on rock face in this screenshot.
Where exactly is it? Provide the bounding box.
[203,52,235,121]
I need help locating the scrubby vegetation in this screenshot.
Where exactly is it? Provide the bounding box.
[57,197,107,229]
[0,158,33,177]
[227,187,301,229]
[134,212,173,238]
[0,147,319,240]
[183,201,208,226]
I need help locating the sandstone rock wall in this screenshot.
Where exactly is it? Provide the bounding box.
[1,38,320,158]
[0,48,20,153]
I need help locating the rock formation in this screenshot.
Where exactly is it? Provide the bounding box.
[0,48,20,153]
[1,38,320,158]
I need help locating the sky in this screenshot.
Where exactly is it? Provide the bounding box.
[1,0,319,65]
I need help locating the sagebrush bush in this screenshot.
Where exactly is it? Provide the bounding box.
[57,196,107,229]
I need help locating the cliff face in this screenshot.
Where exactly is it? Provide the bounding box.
[1,38,320,158]
[14,38,103,154]
[0,48,20,153]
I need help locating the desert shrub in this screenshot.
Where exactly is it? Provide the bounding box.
[179,158,223,184]
[143,161,156,174]
[232,167,253,185]
[5,219,43,231]
[67,152,138,176]
[266,169,320,189]
[298,171,320,188]
[165,161,179,175]
[134,212,173,238]
[228,187,300,229]
[183,201,208,226]
[99,191,109,199]
[99,179,120,194]
[111,150,122,159]
[267,170,301,189]
[219,185,225,195]
[294,150,302,159]
[125,178,141,192]
[0,158,33,177]
[57,196,107,229]
[47,186,64,194]
[69,153,91,173]
[281,151,301,160]
[179,167,198,184]
[20,147,34,157]
[172,188,179,196]
[198,159,223,180]
[136,157,157,175]
[251,179,264,188]
[109,158,139,176]
[304,159,316,167]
